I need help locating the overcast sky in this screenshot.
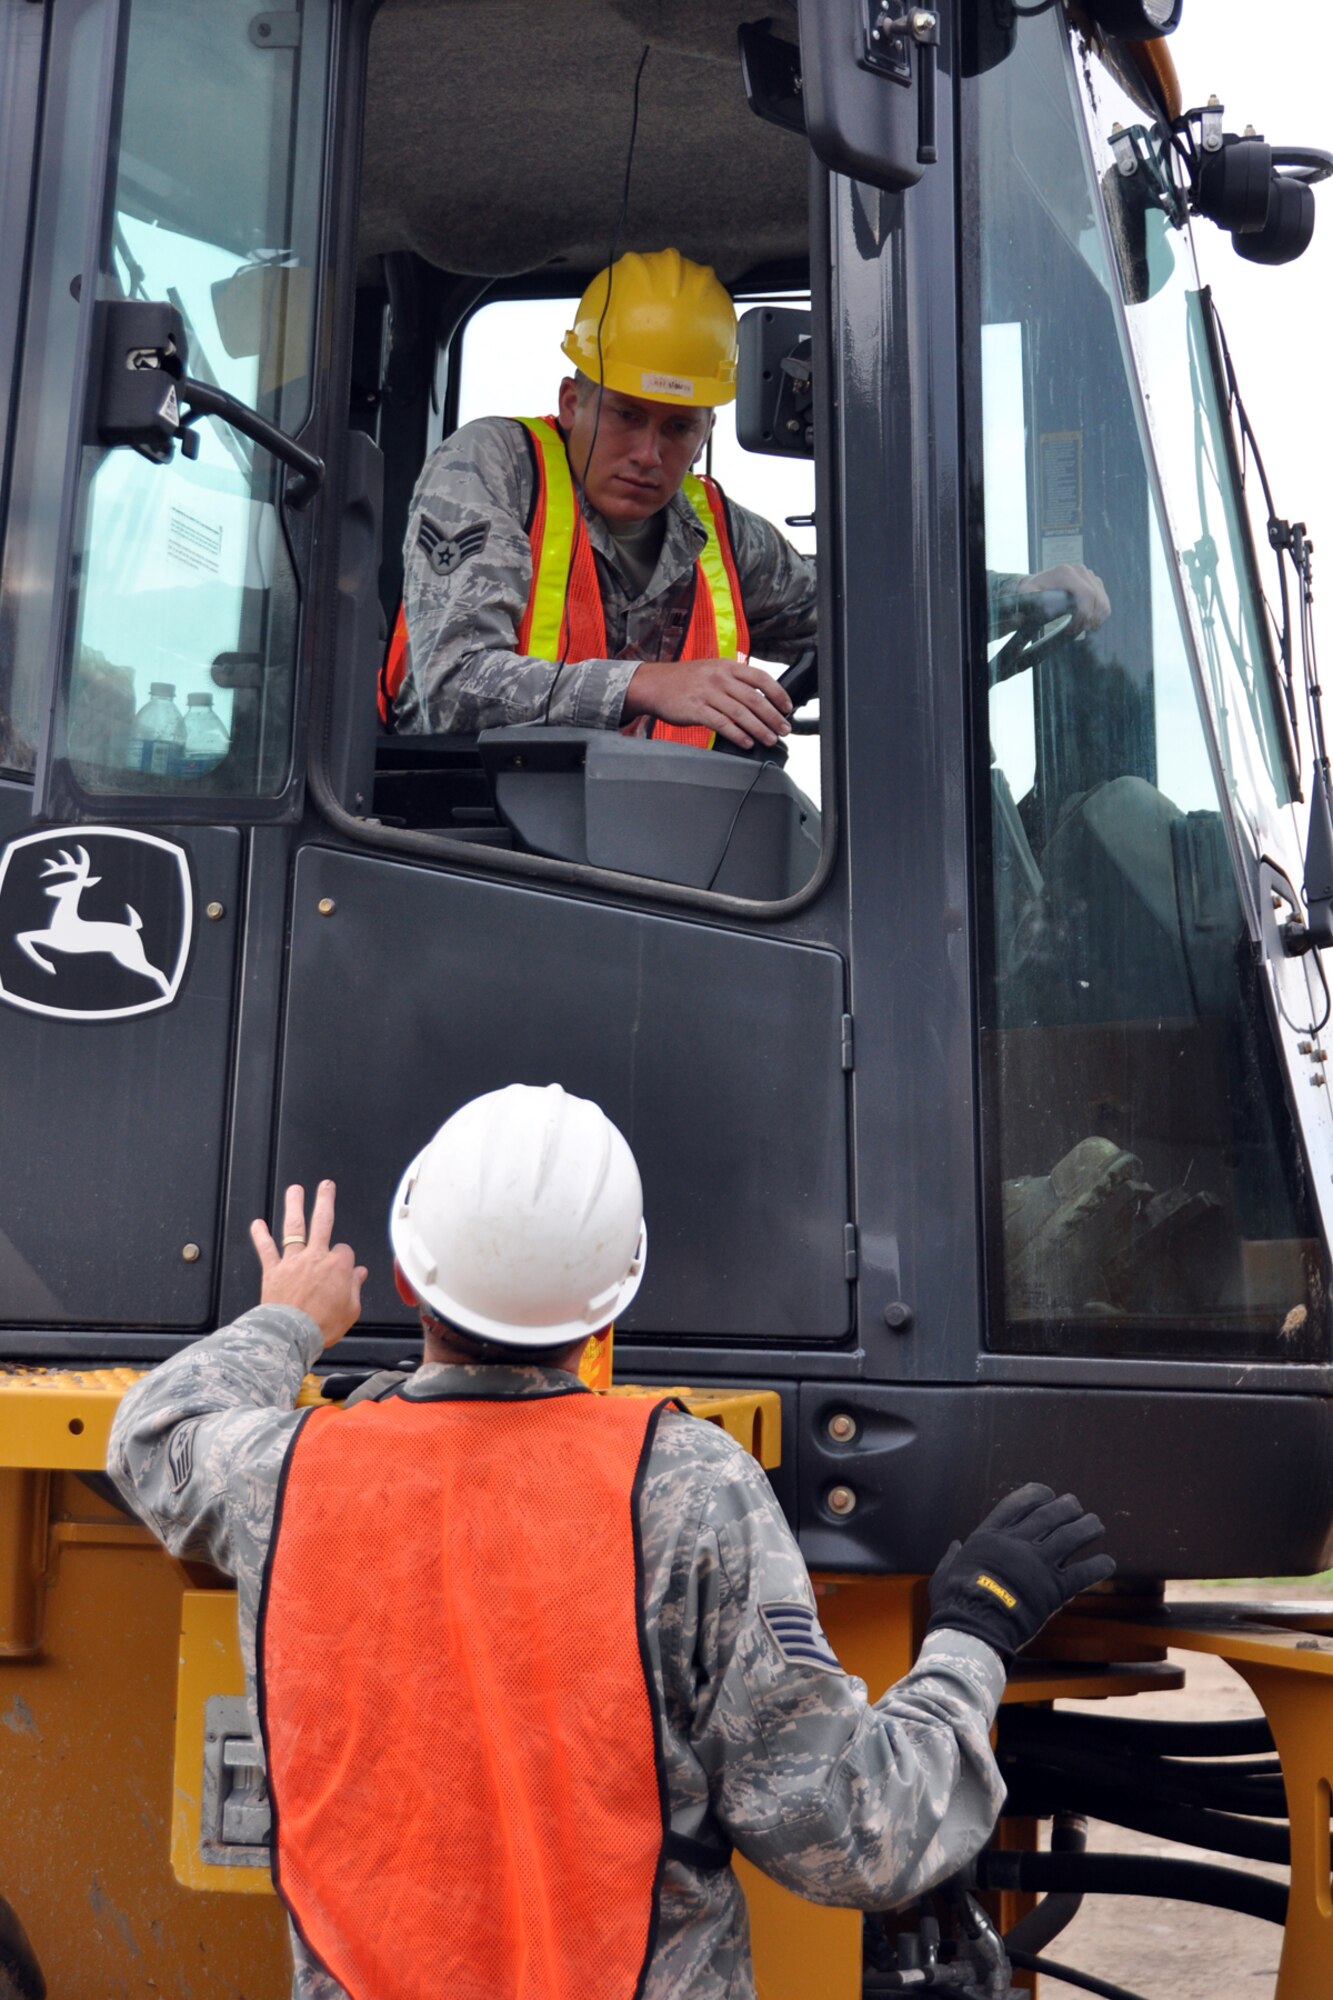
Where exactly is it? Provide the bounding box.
[1171,2,1331,654]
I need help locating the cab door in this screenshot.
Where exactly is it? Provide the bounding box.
[3,0,335,826]
[0,0,339,1343]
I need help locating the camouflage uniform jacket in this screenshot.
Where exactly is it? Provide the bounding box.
[108,1309,1006,2000]
[395,416,818,734]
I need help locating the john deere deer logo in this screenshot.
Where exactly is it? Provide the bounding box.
[17,846,170,994]
[0,827,193,1021]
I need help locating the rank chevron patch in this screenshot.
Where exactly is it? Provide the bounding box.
[760,1602,842,1674]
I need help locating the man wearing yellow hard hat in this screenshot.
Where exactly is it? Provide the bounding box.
[386,248,810,750]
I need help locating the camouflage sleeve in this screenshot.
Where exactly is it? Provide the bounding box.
[726,495,818,668]
[105,1305,322,1582]
[687,1448,1006,1908]
[396,417,638,734]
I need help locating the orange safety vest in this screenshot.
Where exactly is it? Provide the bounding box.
[378,416,751,747]
[259,1388,672,2000]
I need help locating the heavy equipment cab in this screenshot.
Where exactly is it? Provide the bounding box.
[4,1,1333,1994]
[4,0,1330,1556]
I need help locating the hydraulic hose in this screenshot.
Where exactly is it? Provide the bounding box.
[977,1850,1287,1926]
[1006,1948,1150,2000]
[997,1738,1289,1817]
[1002,1780,1290,1867]
[998,1710,1274,1759]
[1003,1814,1088,1956]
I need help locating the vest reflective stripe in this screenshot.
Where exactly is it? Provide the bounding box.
[684,475,741,660]
[516,416,572,661]
[260,1391,670,2000]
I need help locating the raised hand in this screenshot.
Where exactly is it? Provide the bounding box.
[250,1180,368,1350]
[924,1482,1115,1667]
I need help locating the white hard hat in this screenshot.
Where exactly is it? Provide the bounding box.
[389,1084,647,1346]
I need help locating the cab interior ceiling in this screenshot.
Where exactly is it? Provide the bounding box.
[358,0,809,298]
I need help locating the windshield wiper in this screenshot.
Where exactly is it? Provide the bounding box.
[1195,297,1333,957]
[1185,289,1302,797]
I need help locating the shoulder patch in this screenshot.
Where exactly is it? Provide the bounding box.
[760,1601,843,1675]
[418,515,490,577]
[167,1419,200,1493]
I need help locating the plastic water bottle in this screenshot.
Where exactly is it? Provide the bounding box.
[181,692,230,778]
[128,682,186,778]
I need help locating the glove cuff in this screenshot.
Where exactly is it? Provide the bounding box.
[923,1608,1016,1670]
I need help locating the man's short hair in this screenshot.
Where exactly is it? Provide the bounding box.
[573,370,600,405]
[430,1314,585,1370]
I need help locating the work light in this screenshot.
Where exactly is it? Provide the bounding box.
[1081,0,1183,38]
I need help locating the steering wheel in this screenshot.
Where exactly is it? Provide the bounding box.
[989,588,1082,684]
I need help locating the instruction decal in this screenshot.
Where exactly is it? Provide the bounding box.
[0,827,193,1021]
[167,505,224,577]
[1038,429,1084,569]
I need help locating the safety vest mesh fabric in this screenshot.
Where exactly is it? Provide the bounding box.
[259,1391,670,2000]
[516,416,750,750]
[378,606,408,725]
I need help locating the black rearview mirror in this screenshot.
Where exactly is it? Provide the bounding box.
[798,0,942,193]
[736,307,814,459]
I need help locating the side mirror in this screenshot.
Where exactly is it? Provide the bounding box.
[798,0,941,194]
[736,307,813,459]
[738,20,806,137]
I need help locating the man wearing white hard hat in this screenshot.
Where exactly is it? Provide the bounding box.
[110,1083,1112,2000]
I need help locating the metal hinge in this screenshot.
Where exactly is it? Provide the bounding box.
[840,1013,855,1071]
[201,1696,271,1867]
[843,1223,859,1281]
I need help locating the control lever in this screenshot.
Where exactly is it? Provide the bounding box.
[777,649,818,711]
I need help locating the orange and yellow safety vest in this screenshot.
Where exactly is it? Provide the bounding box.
[379,415,750,745]
[260,1387,673,2000]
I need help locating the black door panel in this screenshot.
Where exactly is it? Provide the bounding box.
[275,846,851,1340]
[0,785,240,1327]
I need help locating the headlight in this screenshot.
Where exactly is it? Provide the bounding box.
[1082,0,1184,39]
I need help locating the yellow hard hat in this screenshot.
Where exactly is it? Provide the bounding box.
[562,248,738,408]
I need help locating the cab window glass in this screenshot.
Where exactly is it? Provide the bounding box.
[0,0,44,708]
[3,0,329,799]
[968,9,1325,1360]
[0,0,111,776]
[452,293,821,813]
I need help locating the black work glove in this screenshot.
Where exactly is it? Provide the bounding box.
[925,1482,1115,1667]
